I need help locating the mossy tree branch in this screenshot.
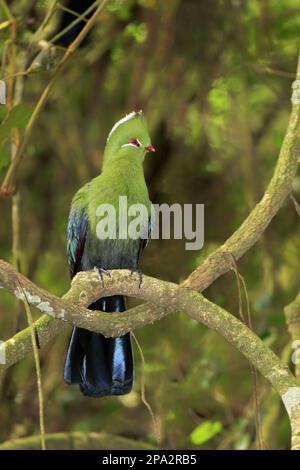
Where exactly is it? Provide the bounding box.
[0,260,168,370]
[0,260,300,449]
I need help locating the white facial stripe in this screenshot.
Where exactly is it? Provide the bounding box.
[121,143,138,149]
[107,110,143,142]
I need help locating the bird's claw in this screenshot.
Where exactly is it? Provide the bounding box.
[94,266,111,287]
[130,268,143,288]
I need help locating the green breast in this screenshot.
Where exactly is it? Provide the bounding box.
[87,158,151,237]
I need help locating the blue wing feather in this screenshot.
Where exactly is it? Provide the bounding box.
[67,207,88,278]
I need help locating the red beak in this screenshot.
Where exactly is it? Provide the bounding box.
[146,145,155,153]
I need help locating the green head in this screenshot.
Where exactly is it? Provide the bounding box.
[103,111,155,168]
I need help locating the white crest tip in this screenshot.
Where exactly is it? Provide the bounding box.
[107,110,143,141]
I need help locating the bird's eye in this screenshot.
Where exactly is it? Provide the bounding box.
[128,138,141,147]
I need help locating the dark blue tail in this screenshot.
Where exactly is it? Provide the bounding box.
[64,295,134,397]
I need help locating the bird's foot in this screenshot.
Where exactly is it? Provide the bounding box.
[130,268,143,288]
[94,266,111,288]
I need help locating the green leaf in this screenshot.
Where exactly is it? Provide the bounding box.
[125,23,148,44]
[190,420,222,445]
[0,107,7,123]
[0,20,11,32]
[0,147,10,169]
[0,104,32,146]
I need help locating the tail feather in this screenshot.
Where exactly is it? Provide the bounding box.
[64,295,134,397]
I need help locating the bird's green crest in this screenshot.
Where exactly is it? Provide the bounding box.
[103,111,152,167]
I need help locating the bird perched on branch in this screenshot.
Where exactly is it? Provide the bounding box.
[64,111,155,397]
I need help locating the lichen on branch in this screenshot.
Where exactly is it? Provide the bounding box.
[0,260,300,448]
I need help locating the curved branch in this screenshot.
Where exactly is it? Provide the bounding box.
[0,432,155,450]
[183,56,300,291]
[0,260,167,370]
[1,260,300,449]
[0,260,296,393]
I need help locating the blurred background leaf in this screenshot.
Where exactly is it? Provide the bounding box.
[190,420,223,446]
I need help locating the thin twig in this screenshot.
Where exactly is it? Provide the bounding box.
[4,0,26,336]
[0,0,15,24]
[2,9,46,440]
[229,254,246,323]
[252,63,296,79]
[29,0,60,46]
[229,253,265,450]
[57,3,89,22]
[239,274,265,450]
[1,69,33,82]
[290,193,300,217]
[21,286,46,450]
[131,331,160,444]
[49,0,100,45]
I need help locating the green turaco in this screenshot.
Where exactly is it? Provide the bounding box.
[64,111,155,397]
